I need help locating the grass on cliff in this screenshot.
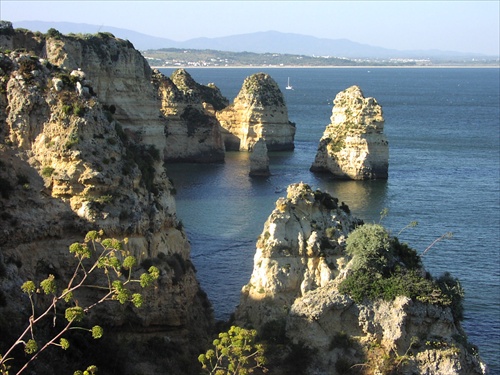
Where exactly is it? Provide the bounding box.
[339,224,464,321]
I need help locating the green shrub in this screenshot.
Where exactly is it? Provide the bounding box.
[345,224,392,272]
[46,28,62,39]
[41,166,55,177]
[73,103,85,117]
[198,326,266,374]
[65,133,79,149]
[340,224,464,318]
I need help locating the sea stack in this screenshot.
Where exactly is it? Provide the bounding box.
[310,85,389,179]
[216,72,295,151]
[235,183,486,375]
[249,138,270,177]
[155,68,227,163]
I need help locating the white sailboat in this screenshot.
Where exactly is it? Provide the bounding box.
[286,77,293,90]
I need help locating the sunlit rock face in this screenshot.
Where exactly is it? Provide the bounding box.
[0,25,213,375]
[216,72,295,151]
[311,85,389,180]
[235,182,357,328]
[235,182,486,375]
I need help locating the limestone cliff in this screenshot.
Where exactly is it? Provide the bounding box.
[310,85,389,180]
[235,183,486,375]
[0,24,212,374]
[155,68,227,162]
[216,72,296,151]
[0,22,225,164]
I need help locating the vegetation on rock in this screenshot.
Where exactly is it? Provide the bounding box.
[0,230,159,374]
[198,325,267,375]
[339,223,464,321]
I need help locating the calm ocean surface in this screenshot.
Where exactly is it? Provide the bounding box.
[162,67,500,372]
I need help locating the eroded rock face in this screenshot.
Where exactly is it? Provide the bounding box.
[0,28,226,165]
[154,68,226,162]
[216,72,295,151]
[235,183,486,375]
[311,85,389,180]
[235,182,357,328]
[249,138,270,176]
[0,27,213,375]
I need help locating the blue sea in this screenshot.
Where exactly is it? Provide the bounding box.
[162,67,500,372]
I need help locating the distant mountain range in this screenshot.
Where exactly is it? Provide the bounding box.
[12,20,496,60]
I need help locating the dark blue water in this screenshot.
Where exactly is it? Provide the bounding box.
[163,68,500,372]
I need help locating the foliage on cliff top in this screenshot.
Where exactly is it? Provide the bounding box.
[239,73,285,107]
[339,224,464,321]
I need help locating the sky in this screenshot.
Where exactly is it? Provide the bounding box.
[1,1,499,56]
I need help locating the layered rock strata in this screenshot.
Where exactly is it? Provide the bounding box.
[216,72,295,151]
[249,138,270,177]
[155,68,227,162]
[311,85,389,179]
[235,183,486,375]
[0,24,213,374]
[0,23,226,164]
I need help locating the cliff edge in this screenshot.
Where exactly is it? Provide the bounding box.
[0,23,213,374]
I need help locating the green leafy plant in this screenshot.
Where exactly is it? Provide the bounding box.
[41,166,55,177]
[198,325,267,375]
[339,224,464,320]
[0,230,159,374]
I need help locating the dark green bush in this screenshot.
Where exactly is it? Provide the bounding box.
[313,189,338,209]
[340,224,464,319]
[46,28,62,39]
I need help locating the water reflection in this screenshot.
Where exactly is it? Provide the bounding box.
[316,178,389,223]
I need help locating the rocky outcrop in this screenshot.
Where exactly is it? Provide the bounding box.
[216,72,295,151]
[154,68,227,162]
[235,183,486,375]
[310,85,389,180]
[235,183,358,328]
[0,22,225,164]
[249,138,270,177]
[0,25,213,374]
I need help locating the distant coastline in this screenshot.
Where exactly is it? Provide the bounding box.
[151,64,500,69]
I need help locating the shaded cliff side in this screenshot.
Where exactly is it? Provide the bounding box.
[0,23,213,374]
[311,85,389,180]
[235,183,487,375]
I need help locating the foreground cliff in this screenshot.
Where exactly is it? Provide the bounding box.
[216,72,296,151]
[235,183,486,375]
[311,85,389,180]
[0,23,213,374]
